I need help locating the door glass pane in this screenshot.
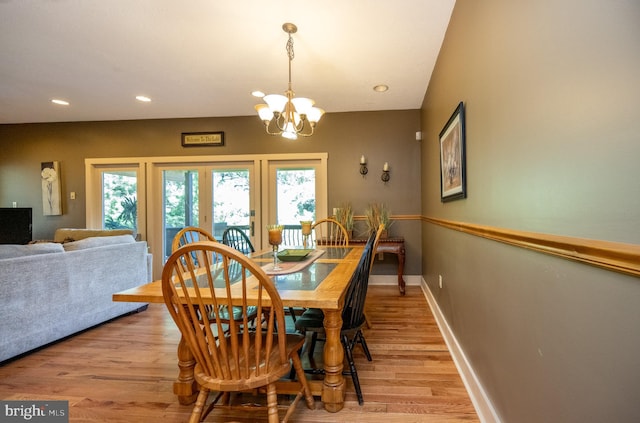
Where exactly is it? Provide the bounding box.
[275,168,315,247]
[101,170,137,231]
[163,169,199,259]
[276,168,315,224]
[212,169,251,240]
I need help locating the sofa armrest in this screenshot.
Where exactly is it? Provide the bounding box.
[54,228,134,243]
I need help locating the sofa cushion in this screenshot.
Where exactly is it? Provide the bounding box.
[62,234,136,251]
[54,228,134,243]
[0,243,65,260]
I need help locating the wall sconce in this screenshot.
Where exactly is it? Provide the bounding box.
[359,155,368,177]
[381,162,390,182]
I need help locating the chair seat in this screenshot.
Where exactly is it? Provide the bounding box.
[194,332,306,392]
[295,308,366,332]
[294,310,324,331]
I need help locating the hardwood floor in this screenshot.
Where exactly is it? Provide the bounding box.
[0,285,479,422]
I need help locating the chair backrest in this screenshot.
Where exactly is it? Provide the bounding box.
[171,226,216,252]
[162,241,289,387]
[311,218,349,247]
[342,224,384,330]
[369,223,385,271]
[222,226,255,254]
[171,226,217,273]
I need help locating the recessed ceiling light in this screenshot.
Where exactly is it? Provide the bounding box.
[251,90,265,98]
[136,95,151,102]
[51,99,69,106]
[373,85,389,92]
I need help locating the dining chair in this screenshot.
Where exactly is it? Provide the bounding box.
[294,224,384,405]
[171,226,257,336]
[222,226,255,254]
[311,218,349,246]
[162,241,315,423]
[171,226,217,253]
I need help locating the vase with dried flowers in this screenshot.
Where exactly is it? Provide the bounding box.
[364,202,392,238]
[335,202,354,238]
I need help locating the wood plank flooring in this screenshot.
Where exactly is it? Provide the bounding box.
[0,285,479,422]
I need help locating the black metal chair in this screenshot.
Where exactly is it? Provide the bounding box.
[222,226,255,254]
[294,224,384,405]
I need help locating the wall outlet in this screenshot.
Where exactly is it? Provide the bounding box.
[439,274,443,289]
[12,201,17,208]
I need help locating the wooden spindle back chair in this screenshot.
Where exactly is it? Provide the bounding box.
[171,226,217,253]
[310,218,349,247]
[162,241,314,423]
[172,226,256,336]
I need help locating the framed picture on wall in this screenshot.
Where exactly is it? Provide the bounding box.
[181,131,225,147]
[439,102,466,202]
[41,161,62,215]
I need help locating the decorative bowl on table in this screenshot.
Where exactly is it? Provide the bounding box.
[276,249,314,262]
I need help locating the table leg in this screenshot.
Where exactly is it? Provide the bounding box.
[321,309,345,412]
[173,335,198,405]
[397,245,406,295]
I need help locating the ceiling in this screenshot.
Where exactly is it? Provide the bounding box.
[0,0,455,124]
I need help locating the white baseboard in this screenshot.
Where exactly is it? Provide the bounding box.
[420,278,501,423]
[368,274,422,286]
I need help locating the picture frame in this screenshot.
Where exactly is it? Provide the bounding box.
[181,131,225,147]
[41,161,62,215]
[439,101,466,202]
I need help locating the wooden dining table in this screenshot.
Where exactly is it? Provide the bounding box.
[112,245,363,413]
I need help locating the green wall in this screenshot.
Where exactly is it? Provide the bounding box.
[421,1,640,422]
[0,110,422,275]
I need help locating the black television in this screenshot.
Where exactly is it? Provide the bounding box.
[0,207,33,245]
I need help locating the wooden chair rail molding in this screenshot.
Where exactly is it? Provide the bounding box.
[353,214,421,221]
[423,216,640,278]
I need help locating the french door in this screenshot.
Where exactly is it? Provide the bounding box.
[151,162,257,271]
[262,159,327,249]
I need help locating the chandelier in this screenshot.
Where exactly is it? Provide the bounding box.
[255,23,324,140]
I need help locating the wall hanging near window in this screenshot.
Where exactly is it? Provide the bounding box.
[41,161,62,215]
[439,102,466,202]
[181,132,225,147]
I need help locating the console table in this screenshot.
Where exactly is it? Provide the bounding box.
[350,236,406,295]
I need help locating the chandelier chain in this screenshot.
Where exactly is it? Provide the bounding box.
[286,34,295,61]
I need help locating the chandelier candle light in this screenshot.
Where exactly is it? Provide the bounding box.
[255,23,325,140]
